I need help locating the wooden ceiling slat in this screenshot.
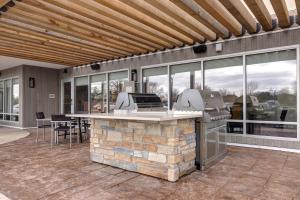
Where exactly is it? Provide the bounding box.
[2,12,125,58]
[19,0,154,53]
[7,8,138,56]
[0,0,294,66]
[193,0,243,36]
[94,0,195,45]
[219,0,258,33]
[32,1,157,52]
[118,0,204,43]
[34,0,162,51]
[0,34,103,61]
[45,0,173,49]
[0,21,118,59]
[0,51,76,66]
[0,48,80,66]
[270,0,290,28]
[168,0,229,39]
[244,0,274,31]
[0,44,89,64]
[141,0,212,41]
[77,0,182,46]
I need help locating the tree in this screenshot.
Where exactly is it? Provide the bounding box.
[247,81,258,95]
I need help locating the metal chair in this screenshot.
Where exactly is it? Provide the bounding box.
[36,112,51,143]
[51,115,76,148]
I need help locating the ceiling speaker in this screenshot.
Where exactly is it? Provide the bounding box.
[91,63,100,70]
[193,45,207,54]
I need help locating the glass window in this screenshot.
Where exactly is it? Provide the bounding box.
[108,71,128,112]
[170,62,201,108]
[246,50,297,122]
[246,50,297,137]
[143,66,168,109]
[4,79,12,114]
[11,79,19,122]
[63,81,72,114]
[12,79,19,114]
[91,74,107,113]
[0,81,3,120]
[75,76,89,113]
[204,57,244,134]
[246,123,297,138]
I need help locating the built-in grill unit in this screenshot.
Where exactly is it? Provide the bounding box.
[173,89,231,170]
[114,92,166,112]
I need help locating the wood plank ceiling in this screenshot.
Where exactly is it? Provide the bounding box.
[0,0,297,67]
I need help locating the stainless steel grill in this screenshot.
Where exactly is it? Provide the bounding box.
[173,89,231,170]
[114,92,165,112]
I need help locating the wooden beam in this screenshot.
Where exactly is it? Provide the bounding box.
[44,0,174,48]
[244,0,274,31]
[79,0,182,46]
[0,43,89,64]
[167,0,229,39]
[95,0,195,45]
[6,7,138,56]
[143,0,214,41]
[20,0,155,53]
[193,0,243,36]
[0,21,117,59]
[118,0,204,43]
[0,48,79,66]
[270,0,290,28]
[0,34,103,61]
[1,13,125,58]
[220,0,258,33]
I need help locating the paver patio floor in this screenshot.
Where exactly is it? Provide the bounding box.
[0,128,300,200]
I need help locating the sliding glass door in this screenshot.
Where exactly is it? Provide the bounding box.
[91,74,107,113]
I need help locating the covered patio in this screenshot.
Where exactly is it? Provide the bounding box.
[1,0,300,199]
[0,128,300,200]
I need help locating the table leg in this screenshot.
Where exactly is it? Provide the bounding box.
[70,123,72,148]
[51,122,53,148]
[36,120,39,143]
[78,117,82,143]
[43,120,45,140]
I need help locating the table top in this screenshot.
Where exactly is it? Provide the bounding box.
[36,118,51,121]
[66,111,202,122]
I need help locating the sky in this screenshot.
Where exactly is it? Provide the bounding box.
[241,0,296,17]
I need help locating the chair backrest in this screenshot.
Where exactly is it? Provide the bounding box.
[51,114,71,122]
[36,112,45,119]
[280,109,288,121]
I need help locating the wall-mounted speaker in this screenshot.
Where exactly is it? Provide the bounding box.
[90,63,100,70]
[63,68,68,74]
[193,45,207,54]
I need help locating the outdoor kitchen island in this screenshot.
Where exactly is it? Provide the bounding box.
[69,112,201,182]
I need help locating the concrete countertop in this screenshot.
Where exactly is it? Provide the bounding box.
[66,111,202,122]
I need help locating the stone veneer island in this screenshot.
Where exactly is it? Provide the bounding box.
[76,113,200,182]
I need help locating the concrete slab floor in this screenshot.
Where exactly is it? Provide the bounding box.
[0,128,300,200]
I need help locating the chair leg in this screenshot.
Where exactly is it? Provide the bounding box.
[36,127,39,143]
[51,123,53,148]
[43,127,45,141]
[70,126,72,148]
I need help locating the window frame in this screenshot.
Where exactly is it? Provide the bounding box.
[140,45,300,141]
[66,69,129,114]
[0,76,20,123]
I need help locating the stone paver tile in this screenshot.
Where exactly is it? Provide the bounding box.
[221,174,267,197]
